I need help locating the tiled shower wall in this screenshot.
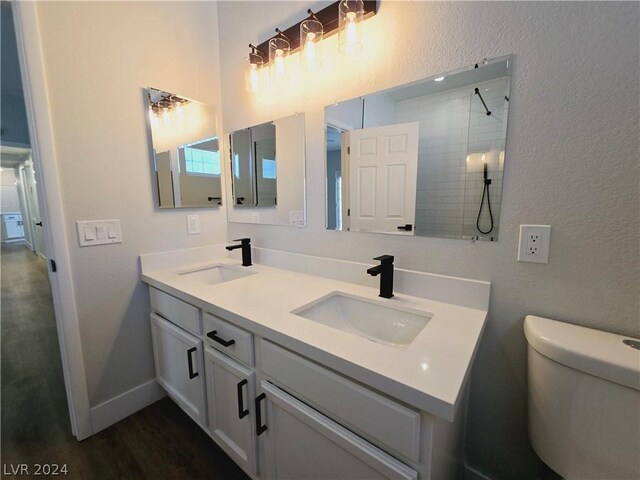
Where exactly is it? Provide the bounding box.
[395,78,509,240]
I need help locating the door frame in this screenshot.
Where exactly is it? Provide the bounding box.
[13,1,93,440]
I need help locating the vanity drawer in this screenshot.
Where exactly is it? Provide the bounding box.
[149,287,201,335]
[203,313,254,366]
[259,340,421,462]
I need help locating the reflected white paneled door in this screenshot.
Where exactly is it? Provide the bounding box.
[348,122,419,234]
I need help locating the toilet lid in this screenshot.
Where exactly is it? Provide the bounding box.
[524,315,640,390]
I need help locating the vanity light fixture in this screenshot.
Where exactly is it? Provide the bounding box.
[148,88,190,117]
[269,29,291,81]
[246,44,265,92]
[300,10,324,69]
[245,1,377,93]
[338,0,364,55]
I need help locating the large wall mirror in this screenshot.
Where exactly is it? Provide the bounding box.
[325,56,512,241]
[227,113,306,226]
[146,87,222,208]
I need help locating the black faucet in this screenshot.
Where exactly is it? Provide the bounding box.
[367,255,394,299]
[226,238,252,266]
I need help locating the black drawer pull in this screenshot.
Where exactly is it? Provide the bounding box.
[237,379,249,419]
[255,393,267,435]
[187,347,198,379]
[206,330,236,347]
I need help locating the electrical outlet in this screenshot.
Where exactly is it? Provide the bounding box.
[518,225,551,263]
[186,214,200,235]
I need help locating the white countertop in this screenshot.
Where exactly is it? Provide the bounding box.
[142,254,488,421]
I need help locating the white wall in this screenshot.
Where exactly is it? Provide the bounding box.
[218,2,640,478]
[35,1,226,408]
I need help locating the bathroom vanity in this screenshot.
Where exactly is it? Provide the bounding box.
[141,246,489,479]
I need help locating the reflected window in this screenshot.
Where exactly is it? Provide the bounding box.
[185,146,220,176]
[234,153,240,179]
[261,158,277,179]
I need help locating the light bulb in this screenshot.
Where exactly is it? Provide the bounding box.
[275,48,285,78]
[249,63,259,92]
[305,32,316,65]
[466,155,470,163]
[346,12,358,51]
[481,153,486,162]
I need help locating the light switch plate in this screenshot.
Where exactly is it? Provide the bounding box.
[518,225,551,263]
[187,215,200,235]
[289,211,305,226]
[77,220,122,247]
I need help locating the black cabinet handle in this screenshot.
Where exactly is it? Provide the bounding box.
[397,224,413,231]
[237,379,249,419]
[255,393,267,435]
[206,330,236,347]
[187,347,198,379]
[35,222,43,227]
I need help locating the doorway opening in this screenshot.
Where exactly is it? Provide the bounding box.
[1,0,73,454]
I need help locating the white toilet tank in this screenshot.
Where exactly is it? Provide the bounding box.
[525,315,640,479]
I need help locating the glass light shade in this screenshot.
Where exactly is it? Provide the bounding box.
[300,19,323,69]
[338,0,364,55]
[246,51,264,93]
[269,37,290,80]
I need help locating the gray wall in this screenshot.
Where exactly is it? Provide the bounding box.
[218,2,640,478]
[35,1,227,407]
[1,1,30,146]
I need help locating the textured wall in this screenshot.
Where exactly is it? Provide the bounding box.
[35,1,227,406]
[218,2,640,478]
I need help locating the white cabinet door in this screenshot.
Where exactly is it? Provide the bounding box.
[204,347,257,476]
[260,382,417,480]
[348,122,419,234]
[150,313,207,426]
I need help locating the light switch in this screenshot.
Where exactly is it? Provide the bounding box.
[84,226,96,241]
[77,220,122,247]
[96,224,107,240]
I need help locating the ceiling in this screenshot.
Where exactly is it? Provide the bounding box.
[0,145,31,169]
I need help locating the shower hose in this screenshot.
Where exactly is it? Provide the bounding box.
[476,165,494,235]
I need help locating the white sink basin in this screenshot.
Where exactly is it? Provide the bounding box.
[178,264,254,285]
[292,292,431,348]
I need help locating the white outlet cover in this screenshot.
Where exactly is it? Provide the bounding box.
[187,214,200,235]
[518,225,551,263]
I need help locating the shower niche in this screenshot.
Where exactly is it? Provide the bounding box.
[324,56,512,241]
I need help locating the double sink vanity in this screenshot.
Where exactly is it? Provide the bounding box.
[140,243,489,479]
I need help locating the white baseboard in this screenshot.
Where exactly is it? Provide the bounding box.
[90,379,166,434]
[464,465,493,480]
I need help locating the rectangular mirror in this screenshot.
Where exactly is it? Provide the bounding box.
[325,56,512,241]
[146,87,222,208]
[227,113,306,226]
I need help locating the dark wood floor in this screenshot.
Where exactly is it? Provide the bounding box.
[1,243,250,479]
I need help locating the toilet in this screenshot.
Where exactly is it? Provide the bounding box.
[525,315,640,479]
